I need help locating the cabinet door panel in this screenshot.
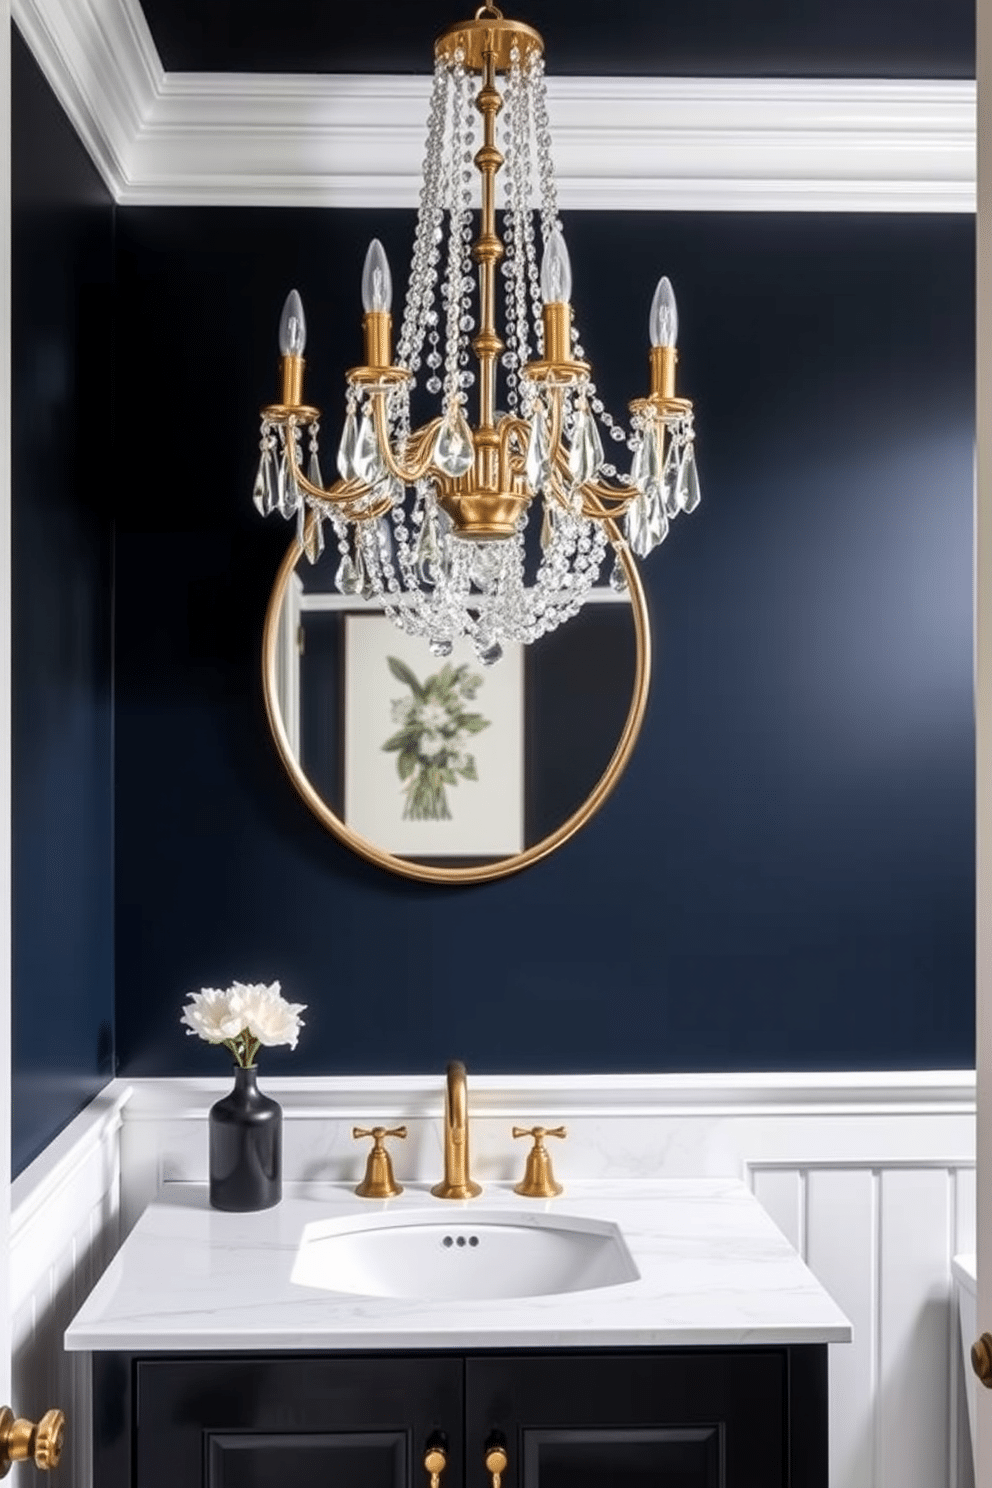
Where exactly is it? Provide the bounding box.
[133,1355,463,1488]
[466,1351,803,1488]
[207,1430,405,1488]
[523,1427,720,1488]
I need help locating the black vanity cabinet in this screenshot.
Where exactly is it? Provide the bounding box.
[92,1346,826,1488]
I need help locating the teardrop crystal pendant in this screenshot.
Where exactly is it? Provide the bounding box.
[253,451,273,515]
[265,447,283,515]
[661,439,680,518]
[279,450,302,518]
[352,412,386,486]
[626,491,652,559]
[609,553,628,592]
[433,406,475,479]
[677,442,701,513]
[584,408,605,479]
[540,498,556,554]
[525,407,551,492]
[375,514,395,570]
[335,550,364,596]
[416,511,441,585]
[630,437,647,492]
[303,510,324,564]
[308,449,324,492]
[647,489,670,549]
[476,635,503,667]
[337,411,359,481]
[567,406,603,487]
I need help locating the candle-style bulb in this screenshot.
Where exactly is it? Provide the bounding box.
[540,230,573,305]
[279,289,307,356]
[649,276,678,349]
[362,239,393,313]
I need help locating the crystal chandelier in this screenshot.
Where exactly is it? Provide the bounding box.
[253,3,700,666]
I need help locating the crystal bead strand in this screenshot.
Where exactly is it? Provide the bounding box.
[396,60,450,380]
[530,55,560,251]
[529,54,633,475]
[441,59,471,413]
[516,56,545,357]
[503,46,534,411]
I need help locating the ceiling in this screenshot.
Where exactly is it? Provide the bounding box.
[137,0,974,79]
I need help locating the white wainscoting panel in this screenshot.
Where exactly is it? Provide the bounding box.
[8,1072,977,1488]
[9,1087,128,1488]
[753,1161,977,1488]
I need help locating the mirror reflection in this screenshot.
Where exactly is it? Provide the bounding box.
[263,542,649,883]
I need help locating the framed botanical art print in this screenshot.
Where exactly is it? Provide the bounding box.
[343,616,525,858]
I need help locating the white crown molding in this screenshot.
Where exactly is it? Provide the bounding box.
[11,0,159,200]
[11,0,978,211]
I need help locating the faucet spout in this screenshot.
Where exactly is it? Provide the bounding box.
[431,1060,482,1199]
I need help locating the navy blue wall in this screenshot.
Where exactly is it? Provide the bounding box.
[11,32,116,1173]
[140,0,974,79]
[112,209,974,1076]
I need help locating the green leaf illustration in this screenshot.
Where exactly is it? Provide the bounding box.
[460,713,490,734]
[387,656,425,700]
[458,754,478,781]
[398,749,417,781]
[382,729,416,752]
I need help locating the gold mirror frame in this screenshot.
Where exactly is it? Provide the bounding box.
[261,525,652,885]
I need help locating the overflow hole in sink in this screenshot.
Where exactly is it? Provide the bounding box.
[441,1235,481,1249]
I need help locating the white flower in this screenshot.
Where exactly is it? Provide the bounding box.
[180,987,245,1044]
[419,701,449,732]
[230,980,307,1049]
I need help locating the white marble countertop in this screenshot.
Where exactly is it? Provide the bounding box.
[65,1178,852,1353]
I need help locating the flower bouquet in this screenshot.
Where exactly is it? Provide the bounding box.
[181,981,306,1212]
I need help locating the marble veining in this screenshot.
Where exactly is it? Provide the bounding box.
[65,1178,851,1352]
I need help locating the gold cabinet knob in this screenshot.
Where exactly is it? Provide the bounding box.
[423,1434,447,1488]
[512,1125,566,1198]
[973,1333,992,1388]
[0,1407,66,1476]
[485,1436,509,1488]
[353,1125,406,1198]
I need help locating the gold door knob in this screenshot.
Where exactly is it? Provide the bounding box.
[485,1438,509,1488]
[512,1125,566,1198]
[973,1333,992,1388]
[0,1407,66,1476]
[353,1125,407,1198]
[423,1435,447,1488]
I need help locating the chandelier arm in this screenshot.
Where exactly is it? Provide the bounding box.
[574,488,634,522]
[282,427,371,506]
[370,394,443,484]
[546,444,633,521]
[340,492,396,522]
[581,475,638,507]
[497,415,531,483]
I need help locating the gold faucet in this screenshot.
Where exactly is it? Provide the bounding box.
[431,1060,482,1199]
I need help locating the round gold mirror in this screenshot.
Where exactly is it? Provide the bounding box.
[262,538,651,884]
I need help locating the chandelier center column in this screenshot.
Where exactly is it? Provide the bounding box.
[472,40,506,489]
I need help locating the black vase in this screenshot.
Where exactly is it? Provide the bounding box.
[209,1066,282,1211]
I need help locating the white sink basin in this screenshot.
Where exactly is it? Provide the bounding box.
[291,1209,639,1301]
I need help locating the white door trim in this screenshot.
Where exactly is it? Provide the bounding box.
[975,0,990,1481]
[1,0,13,1407]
